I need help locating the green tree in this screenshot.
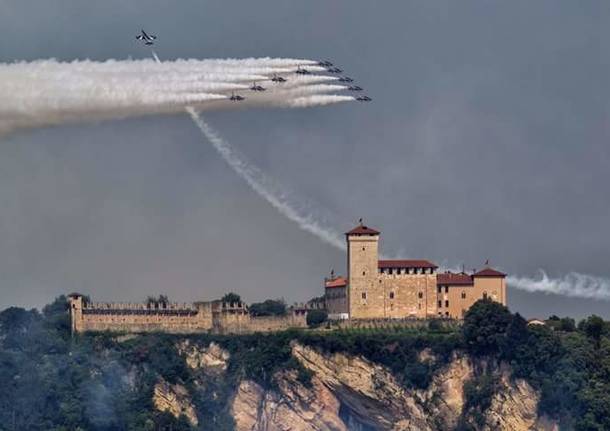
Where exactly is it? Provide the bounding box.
[249,299,287,317]
[221,292,242,304]
[306,309,328,328]
[462,298,513,356]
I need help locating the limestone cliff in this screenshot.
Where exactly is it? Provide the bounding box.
[153,378,199,427]
[226,342,559,431]
[149,340,559,430]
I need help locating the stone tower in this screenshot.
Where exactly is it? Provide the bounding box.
[346,222,381,319]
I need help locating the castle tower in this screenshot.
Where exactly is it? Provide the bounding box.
[346,221,381,319]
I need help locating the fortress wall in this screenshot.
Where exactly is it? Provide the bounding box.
[70,297,214,333]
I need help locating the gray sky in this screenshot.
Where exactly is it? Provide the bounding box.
[1,0,609,319]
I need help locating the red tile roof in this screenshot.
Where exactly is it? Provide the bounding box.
[346,225,380,235]
[325,276,347,288]
[437,273,474,286]
[378,259,438,269]
[473,267,506,278]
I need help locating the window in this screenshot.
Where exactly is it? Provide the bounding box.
[437,286,442,294]
[445,300,449,307]
[483,291,488,300]
[418,292,423,299]
[418,303,422,310]
[445,311,449,317]
[445,286,449,293]
[362,271,366,276]
[461,291,466,299]
[389,292,395,299]
[362,246,365,251]
[389,268,393,275]
[362,292,367,299]
[438,300,442,308]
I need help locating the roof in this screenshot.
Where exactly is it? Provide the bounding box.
[325,276,347,288]
[378,259,438,269]
[346,225,380,235]
[437,272,474,286]
[473,267,507,278]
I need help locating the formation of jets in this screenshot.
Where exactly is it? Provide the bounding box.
[134,31,371,103]
[136,29,156,46]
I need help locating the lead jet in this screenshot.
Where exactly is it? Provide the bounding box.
[318,60,333,67]
[338,76,353,83]
[229,91,245,101]
[250,82,266,92]
[136,29,157,46]
[326,67,343,73]
[356,95,372,102]
[271,74,287,83]
[347,85,363,91]
[295,66,311,75]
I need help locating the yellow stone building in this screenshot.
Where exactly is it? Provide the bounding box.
[324,222,507,319]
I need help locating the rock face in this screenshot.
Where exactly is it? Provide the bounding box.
[481,367,559,431]
[177,340,230,374]
[153,378,199,427]
[232,373,346,431]
[163,339,560,430]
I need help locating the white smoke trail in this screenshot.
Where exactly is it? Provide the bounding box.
[507,272,610,300]
[186,107,347,251]
[0,58,354,136]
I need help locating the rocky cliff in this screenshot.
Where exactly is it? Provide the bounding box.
[155,340,559,431]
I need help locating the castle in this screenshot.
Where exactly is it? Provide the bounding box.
[69,221,506,334]
[324,222,507,320]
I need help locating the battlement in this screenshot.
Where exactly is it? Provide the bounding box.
[69,295,308,335]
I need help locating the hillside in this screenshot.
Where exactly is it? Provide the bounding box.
[0,298,609,430]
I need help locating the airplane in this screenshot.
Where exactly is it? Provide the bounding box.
[317,60,333,67]
[229,91,245,101]
[338,76,354,83]
[295,66,311,75]
[326,67,343,73]
[271,74,287,83]
[136,29,157,46]
[356,95,372,102]
[347,85,363,91]
[250,82,266,92]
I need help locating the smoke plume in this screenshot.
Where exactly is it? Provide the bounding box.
[507,272,610,300]
[0,57,354,136]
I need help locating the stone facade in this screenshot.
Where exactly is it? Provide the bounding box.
[69,295,308,335]
[329,223,507,320]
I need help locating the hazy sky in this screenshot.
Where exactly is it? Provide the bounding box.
[1,0,609,318]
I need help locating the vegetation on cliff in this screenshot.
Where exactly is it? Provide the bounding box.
[0,296,609,430]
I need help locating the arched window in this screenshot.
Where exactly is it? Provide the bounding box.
[461,291,466,299]
[483,291,488,300]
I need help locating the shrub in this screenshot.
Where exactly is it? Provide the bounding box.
[306,310,328,328]
[249,299,287,317]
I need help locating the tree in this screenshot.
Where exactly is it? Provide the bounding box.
[221,292,242,304]
[579,315,606,347]
[306,310,328,328]
[559,317,576,332]
[462,298,513,355]
[249,299,287,317]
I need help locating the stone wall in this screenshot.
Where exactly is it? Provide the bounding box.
[69,295,308,335]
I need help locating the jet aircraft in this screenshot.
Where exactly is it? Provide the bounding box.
[250,82,266,92]
[136,29,157,46]
[356,95,372,102]
[318,60,333,67]
[271,74,287,83]
[347,86,363,91]
[229,92,245,101]
[338,76,354,83]
[295,66,311,75]
[326,67,343,73]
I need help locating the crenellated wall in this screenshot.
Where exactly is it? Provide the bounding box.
[68,295,308,335]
